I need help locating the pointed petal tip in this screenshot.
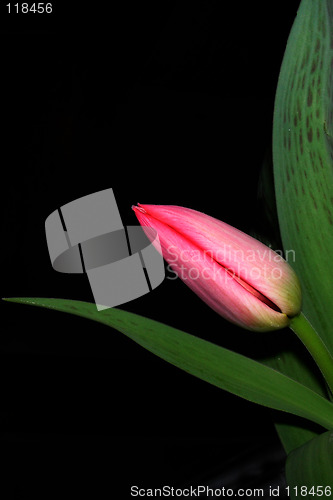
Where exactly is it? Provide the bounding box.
[132,204,147,214]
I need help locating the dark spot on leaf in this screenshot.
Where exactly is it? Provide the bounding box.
[311,59,317,74]
[307,88,313,106]
[315,39,321,53]
[300,129,304,154]
[310,192,318,210]
[307,128,313,142]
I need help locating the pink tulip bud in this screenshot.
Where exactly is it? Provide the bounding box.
[132,204,301,332]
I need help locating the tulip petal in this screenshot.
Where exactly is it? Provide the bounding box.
[133,205,291,332]
[135,205,301,316]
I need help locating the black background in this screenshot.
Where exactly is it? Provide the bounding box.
[2,1,301,498]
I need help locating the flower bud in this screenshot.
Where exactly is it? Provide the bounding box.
[133,204,301,332]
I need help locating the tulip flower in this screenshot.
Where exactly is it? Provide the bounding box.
[133,204,302,332]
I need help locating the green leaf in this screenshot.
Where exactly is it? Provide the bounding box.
[273,0,333,354]
[286,430,333,496]
[264,346,327,453]
[5,297,333,431]
[274,419,321,456]
[255,147,326,453]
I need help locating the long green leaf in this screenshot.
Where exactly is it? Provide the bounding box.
[264,346,327,453]
[5,297,333,430]
[256,157,326,453]
[286,430,333,496]
[273,0,333,354]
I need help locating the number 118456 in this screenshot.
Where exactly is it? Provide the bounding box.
[6,3,52,13]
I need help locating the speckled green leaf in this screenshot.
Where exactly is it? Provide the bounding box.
[286,430,333,496]
[4,297,333,430]
[256,155,328,453]
[273,0,333,354]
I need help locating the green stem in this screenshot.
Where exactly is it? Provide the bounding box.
[289,313,333,395]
